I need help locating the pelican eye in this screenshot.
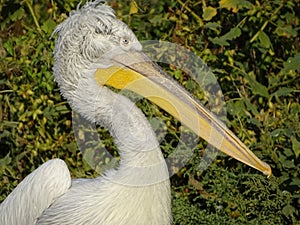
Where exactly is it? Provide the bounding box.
[121,38,130,45]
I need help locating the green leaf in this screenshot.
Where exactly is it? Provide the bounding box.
[258,31,271,48]
[203,6,217,21]
[219,0,239,9]
[282,205,296,218]
[290,178,300,186]
[275,25,298,38]
[129,0,139,15]
[291,136,300,158]
[282,53,300,72]
[227,99,247,117]
[204,22,221,32]
[41,19,57,34]
[245,74,269,98]
[219,26,241,40]
[11,8,25,21]
[64,143,78,155]
[251,82,269,97]
[219,0,252,11]
[3,41,14,56]
[55,105,69,114]
[0,153,12,170]
[149,15,165,25]
[185,79,196,91]
[174,70,182,80]
[0,79,7,85]
[244,98,259,115]
[209,27,241,46]
[273,87,294,97]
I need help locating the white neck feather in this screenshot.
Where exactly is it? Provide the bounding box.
[61,68,169,185]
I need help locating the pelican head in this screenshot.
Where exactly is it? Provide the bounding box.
[52,0,271,176]
[53,0,141,102]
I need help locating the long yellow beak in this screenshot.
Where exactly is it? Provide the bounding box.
[94,51,271,176]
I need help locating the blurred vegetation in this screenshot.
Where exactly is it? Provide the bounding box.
[0,0,299,224]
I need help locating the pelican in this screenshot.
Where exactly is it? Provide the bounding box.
[0,1,271,224]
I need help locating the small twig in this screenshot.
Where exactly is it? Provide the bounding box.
[177,0,204,27]
[54,101,68,107]
[0,90,14,94]
[25,0,43,35]
[250,2,285,43]
[0,99,2,122]
[202,0,207,9]
[249,20,269,43]
[268,75,300,91]
[51,0,57,20]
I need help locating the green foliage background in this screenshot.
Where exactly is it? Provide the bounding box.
[0,0,299,224]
